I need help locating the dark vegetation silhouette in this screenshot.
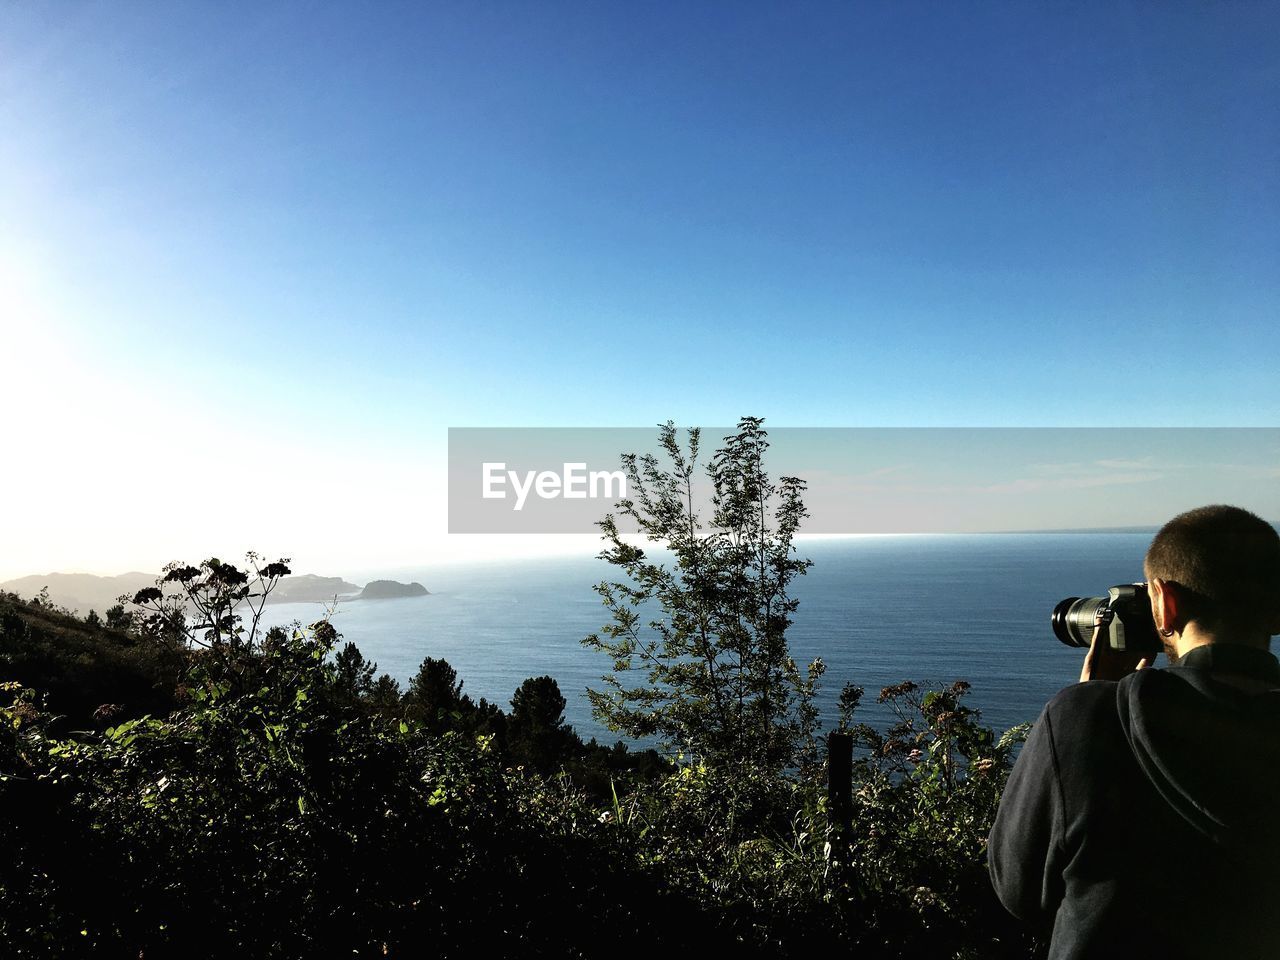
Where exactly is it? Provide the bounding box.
[585,418,824,774]
[0,419,1036,958]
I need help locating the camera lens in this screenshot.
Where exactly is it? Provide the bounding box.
[1051,596,1108,648]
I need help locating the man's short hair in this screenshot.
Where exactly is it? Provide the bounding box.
[1144,504,1280,636]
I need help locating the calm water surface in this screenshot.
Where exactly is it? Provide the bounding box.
[264,534,1151,746]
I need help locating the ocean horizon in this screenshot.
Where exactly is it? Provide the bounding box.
[262,532,1158,748]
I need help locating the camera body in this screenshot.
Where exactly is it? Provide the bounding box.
[1052,583,1161,655]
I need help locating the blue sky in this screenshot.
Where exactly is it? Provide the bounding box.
[1,2,1277,576]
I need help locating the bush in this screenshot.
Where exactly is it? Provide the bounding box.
[1,551,1038,957]
[593,680,1035,959]
[0,590,179,730]
[0,623,711,958]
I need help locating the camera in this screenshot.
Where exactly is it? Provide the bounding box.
[1051,583,1161,655]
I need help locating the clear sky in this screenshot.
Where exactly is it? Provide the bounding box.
[1,2,1277,579]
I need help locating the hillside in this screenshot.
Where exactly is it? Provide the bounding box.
[0,591,179,727]
[0,572,156,617]
[0,571,362,614]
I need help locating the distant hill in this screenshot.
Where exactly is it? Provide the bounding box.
[358,580,430,599]
[0,572,157,616]
[0,571,362,614]
[270,574,362,604]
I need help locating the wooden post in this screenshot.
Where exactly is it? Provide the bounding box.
[828,730,853,835]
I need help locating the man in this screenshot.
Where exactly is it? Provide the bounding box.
[988,505,1280,959]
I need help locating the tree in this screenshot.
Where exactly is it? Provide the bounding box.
[331,641,376,706]
[508,676,575,773]
[511,675,567,732]
[404,656,471,733]
[406,656,464,707]
[368,673,404,715]
[583,417,823,773]
[104,604,133,632]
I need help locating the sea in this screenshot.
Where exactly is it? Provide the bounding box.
[262,533,1153,748]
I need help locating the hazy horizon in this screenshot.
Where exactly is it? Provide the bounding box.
[11,522,1280,587]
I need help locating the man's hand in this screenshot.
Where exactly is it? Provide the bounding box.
[1080,611,1154,682]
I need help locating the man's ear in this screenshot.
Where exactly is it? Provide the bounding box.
[1148,577,1179,633]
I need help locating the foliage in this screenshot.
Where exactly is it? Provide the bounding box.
[126,552,293,686]
[590,677,1033,959]
[508,675,576,773]
[584,417,823,772]
[831,680,1033,957]
[1,544,1040,958]
[104,604,134,632]
[330,640,376,704]
[0,620,705,958]
[0,590,179,729]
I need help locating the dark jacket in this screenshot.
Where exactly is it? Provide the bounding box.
[988,644,1280,959]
